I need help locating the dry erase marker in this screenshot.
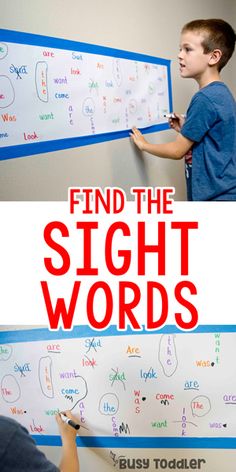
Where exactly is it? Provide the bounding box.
[60,413,80,430]
[163,113,185,118]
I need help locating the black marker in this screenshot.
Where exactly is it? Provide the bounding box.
[60,413,80,430]
[163,113,185,118]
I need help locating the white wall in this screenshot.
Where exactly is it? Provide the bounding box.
[0,0,235,201]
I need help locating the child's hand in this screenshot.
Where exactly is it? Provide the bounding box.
[130,127,147,151]
[168,113,185,133]
[56,411,79,443]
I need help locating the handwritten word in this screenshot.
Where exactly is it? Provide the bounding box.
[152,420,167,428]
[10,407,26,414]
[14,363,31,376]
[43,51,54,57]
[30,423,44,433]
[184,380,199,390]
[61,388,79,395]
[156,393,174,401]
[90,115,96,133]
[71,68,80,75]
[112,116,120,124]
[45,408,60,415]
[126,345,141,356]
[1,113,16,122]
[223,394,236,404]
[88,79,99,92]
[54,76,67,84]
[103,402,116,413]
[209,422,227,429]
[195,360,212,367]
[140,368,157,380]
[78,401,86,423]
[47,343,61,352]
[72,52,83,60]
[0,346,9,354]
[68,105,74,125]
[102,96,107,114]
[82,357,97,367]
[99,393,119,415]
[59,370,78,379]
[134,389,141,414]
[182,407,187,436]
[85,338,102,353]
[111,416,119,436]
[9,64,27,79]
[105,80,113,87]
[214,333,221,364]
[1,388,12,396]
[39,112,54,121]
[36,61,48,102]
[109,371,126,382]
[23,131,38,141]
[55,92,69,99]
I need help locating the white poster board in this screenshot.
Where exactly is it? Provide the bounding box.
[0,326,235,454]
[0,30,172,160]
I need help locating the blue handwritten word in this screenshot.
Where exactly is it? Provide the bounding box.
[9,64,28,79]
[85,338,102,353]
[14,362,31,376]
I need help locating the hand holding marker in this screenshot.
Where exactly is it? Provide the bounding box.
[163,113,186,118]
[60,412,80,430]
[164,112,186,133]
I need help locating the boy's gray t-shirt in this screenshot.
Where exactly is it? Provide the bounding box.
[181,81,236,201]
[0,416,59,471]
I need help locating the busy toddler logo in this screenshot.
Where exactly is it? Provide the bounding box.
[40,187,199,331]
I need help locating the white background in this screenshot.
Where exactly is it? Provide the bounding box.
[0,199,235,327]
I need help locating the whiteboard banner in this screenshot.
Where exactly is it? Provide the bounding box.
[0,29,172,160]
[0,325,236,450]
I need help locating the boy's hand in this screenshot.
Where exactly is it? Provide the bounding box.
[56,411,79,443]
[168,113,185,133]
[130,127,147,151]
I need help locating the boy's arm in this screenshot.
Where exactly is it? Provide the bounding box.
[130,127,193,160]
[56,412,80,472]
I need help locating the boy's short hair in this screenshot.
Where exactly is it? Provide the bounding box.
[182,19,236,71]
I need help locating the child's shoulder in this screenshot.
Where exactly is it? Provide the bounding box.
[191,82,235,111]
[198,81,234,101]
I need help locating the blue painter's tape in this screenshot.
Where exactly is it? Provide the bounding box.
[0,123,169,161]
[32,435,236,449]
[0,325,235,344]
[0,29,171,65]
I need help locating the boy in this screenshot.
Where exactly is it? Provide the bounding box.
[0,411,80,471]
[130,19,236,201]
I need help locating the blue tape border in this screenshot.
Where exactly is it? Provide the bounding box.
[33,435,236,449]
[0,324,235,344]
[0,29,172,160]
[0,124,169,161]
